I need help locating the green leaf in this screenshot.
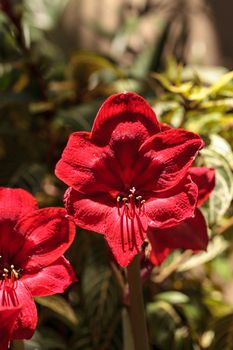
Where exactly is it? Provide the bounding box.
[24,0,70,31]
[35,295,78,327]
[187,71,233,101]
[178,236,229,272]
[155,291,190,304]
[209,313,233,350]
[147,300,196,349]
[70,51,123,83]
[210,257,232,281]
[129,17,171,79]
[203,292,232,318]
[7,163,46,194]
[25,329,67,350]
[182,65,228,85]
[200,135,233,225]
[207,134,233,167]
[78,235,122,350]
[151,72,193,94]
[54,101,101,132]
[184,113,222,134]
[208,71,233,96]
[199,98,233,110]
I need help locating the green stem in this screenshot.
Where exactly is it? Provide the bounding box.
[127,254,150,350]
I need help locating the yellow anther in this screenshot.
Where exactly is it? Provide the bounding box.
[117,196,121,202]
[10,265,14,269]
[128,194,133,198]
[141,200,146,204]
[122,197,128,202]
[3,268,8,273]
[136,196,142,200]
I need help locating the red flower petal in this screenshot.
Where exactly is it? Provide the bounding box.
[107,135,148,188]
[0,306,21,350]
[0,281,37,340]
[22,256,77,296]
[138,128,204,192]
[188,167,215,206]
[148,208,208,265]
[148,244,170,266]
[146,176,198,228]
[11,282,37,340]
[55,132,123,193]
[64,187,113,233]
[0,219,25,264]
[159,122,172,131]
[65,188,148,267]
[104,210,148,267]
[55,93,161,194]
[55,93,209,267]
[0,187,38,221]
[14,208,76,272]
[91,92,160,145]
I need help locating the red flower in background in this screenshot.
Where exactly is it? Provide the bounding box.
[0,188,76,349]
[55,92,206,267]
[148,167,215,265]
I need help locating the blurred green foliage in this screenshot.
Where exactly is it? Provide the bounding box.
[1,1,233,350]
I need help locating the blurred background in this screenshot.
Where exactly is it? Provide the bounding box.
[1,1,233,350]
[59,0,233,68]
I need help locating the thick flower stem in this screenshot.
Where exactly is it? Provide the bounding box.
[127,254,150,350]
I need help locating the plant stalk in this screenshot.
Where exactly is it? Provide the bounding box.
[127,254,150,350]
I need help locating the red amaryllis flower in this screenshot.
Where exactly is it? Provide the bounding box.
[0,188,76,348]
[55,92,204,267]
[148,166,215,265]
